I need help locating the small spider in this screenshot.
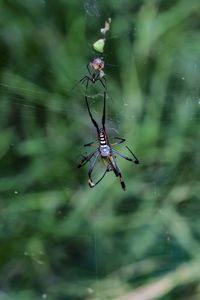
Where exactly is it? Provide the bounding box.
[78,57,106,91]
[78,92,139,191]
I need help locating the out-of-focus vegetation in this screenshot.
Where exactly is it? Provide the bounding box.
[0,0,200,299]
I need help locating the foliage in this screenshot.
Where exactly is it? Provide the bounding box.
[0,0,200,299]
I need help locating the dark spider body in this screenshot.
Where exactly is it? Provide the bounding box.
[79,57,106,91]
[78,92,139,191]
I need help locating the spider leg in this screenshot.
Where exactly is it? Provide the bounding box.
[126,146,140,164]
[102,91,106,129]
[79,76,91,92]
[94,73,100,81]
[88,152,100,188]
[111,154,126,191]
[79,75,94,92]
[99,77,107,90]
[91,166,109,187]
[108,156,119,177]
[112,148,139,164]
[111,137,126,146]
[79,76,87,83]
[77,150,98,168]
[85,95,99,134]
[118,172,126,191]
[69,76,88,93]
[85,77,90,91]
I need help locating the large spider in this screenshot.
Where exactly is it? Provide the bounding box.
[78,92,139,191]
[78,57,107,91]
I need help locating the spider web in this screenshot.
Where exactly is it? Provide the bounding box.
[0,1,200,299]
[1,38,200,300]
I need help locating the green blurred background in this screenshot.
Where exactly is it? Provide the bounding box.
[0,0,200,299]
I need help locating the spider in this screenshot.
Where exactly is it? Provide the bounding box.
[78,92,140,191]
[78,57,107,91]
